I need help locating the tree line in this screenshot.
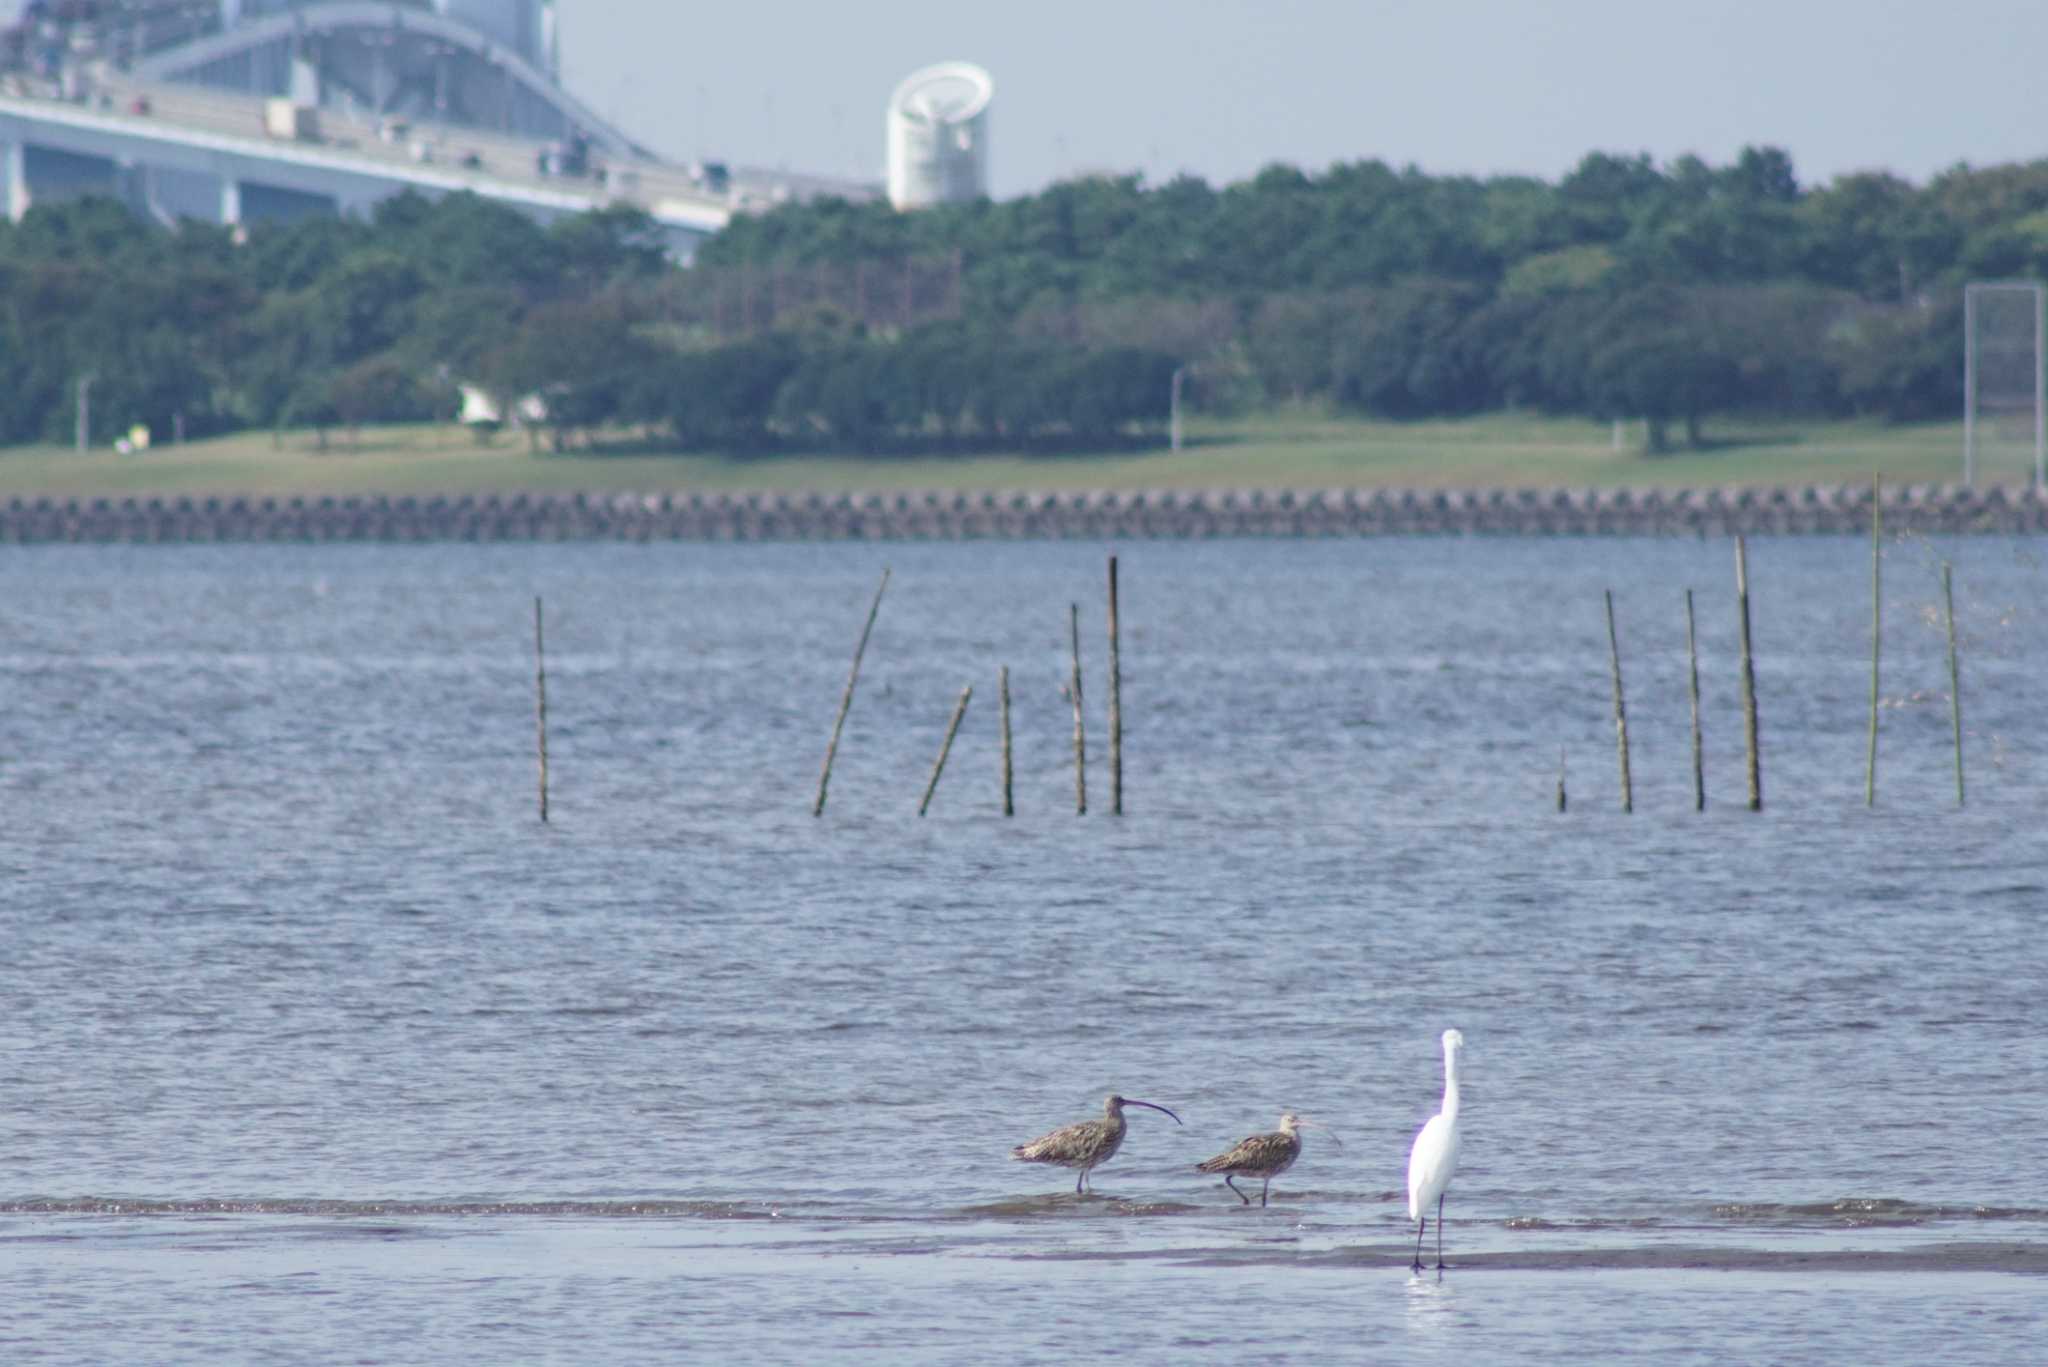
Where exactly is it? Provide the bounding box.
[2,144,2043,455]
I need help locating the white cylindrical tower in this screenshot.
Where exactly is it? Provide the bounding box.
[886,61,992,210]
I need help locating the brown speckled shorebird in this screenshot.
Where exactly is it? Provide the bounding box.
[1195,1112,1340,1207]
[1011,1094,1183,1193]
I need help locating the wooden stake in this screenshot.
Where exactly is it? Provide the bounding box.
[1943,561,1965,807]
[1685,589,1704,812]
[813,568,890,817]
[999,665,1014,817]
[1735,536,1762,812]
[1605,589,1632,813]
[1069,603,1087,815]
[1107,555,1123,816]
[533,595,549,824]
[918,685,973,816]
[1556,747,1567,813]
[1866,475,1881,807]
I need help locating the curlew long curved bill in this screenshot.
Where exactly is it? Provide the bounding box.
[1124,1099,1182,1125]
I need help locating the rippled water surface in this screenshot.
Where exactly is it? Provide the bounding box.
[3,536,2045,1363]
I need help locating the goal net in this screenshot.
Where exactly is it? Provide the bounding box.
[1963,281,2045,485]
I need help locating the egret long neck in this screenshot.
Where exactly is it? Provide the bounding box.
[1441,1050,1462,1120]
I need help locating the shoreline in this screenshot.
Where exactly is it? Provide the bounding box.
[4,480,2046,543]
[1043,1242,2048,1274]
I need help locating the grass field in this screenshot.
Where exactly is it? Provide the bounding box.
[0,412,2017,499]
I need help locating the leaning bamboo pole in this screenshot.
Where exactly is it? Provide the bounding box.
[813,568,890,817]
[918,685,973,817]
[1735,536,1762,812]
[1605,589,1632,814]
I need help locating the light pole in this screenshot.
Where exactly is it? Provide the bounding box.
[75,375,94,454]
[1169,365,1187,453]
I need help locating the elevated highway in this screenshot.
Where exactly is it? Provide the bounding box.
[0,76,734,252]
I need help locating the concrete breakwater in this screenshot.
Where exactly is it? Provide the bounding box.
[4,482,2046,543]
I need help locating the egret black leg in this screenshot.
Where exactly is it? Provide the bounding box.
[1434,1194,1446,1270]
[1223,1175,1249,1205]
[1411,1217,1426,1273]
[1260,1177,1270,1208]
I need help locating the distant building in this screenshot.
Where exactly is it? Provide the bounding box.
[886,61,990,210]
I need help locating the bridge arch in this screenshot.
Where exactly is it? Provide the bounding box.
[135,2,645,157]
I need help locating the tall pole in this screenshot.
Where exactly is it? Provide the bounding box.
[1685,589,1704,812]
[534,595,549,824]
[1068,603,1087,815]
[2035,283,2045,488]
[1605,590,1632,814]
[814,568,890,816]
[1943,562,1965,807]
[1107,555,1123,816]
[1735,536,1762,812]
[1866,475,1882,807]
[75,375,93,454]
[999,665,1014,817]
[1169,366,1186,453]
[1964,284,1978,486]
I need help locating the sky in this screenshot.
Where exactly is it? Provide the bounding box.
[553,0,2048,197]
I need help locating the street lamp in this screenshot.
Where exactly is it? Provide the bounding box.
[75,375,95,454]
[1170,365,1187,453]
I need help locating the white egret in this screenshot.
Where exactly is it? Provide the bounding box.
[1405,1028,1465,1272]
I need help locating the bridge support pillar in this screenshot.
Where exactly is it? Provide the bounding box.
[3,140,28,222]
[220,176,241,226]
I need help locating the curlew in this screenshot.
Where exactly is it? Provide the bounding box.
[1406,1028,1466,1272]
[1011,1094,1182,1193]
[1196,1112,1339,1207]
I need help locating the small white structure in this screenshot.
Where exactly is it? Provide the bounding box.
[458,384,547,427]
[886,61,992,210]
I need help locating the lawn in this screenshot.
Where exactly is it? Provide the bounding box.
[0,412,2012,499]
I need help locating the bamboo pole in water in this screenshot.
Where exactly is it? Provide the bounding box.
[533,595,549,824]
[1605,589,1632,813]
[999,665,1014,817]
[1943,562,1965,807]
[1735,536,1763,812]
[1068,604,1087,815]
[1866,475,1882,807]
[1107,556,1123,817]
[1556,747,1567,813]
[919,685,973,817]
[813,568,890,817]
[1685,589,1705,812]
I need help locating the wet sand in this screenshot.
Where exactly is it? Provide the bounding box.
[1049,1242,2048,1274]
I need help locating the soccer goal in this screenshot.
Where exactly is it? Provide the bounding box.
[1963,280,2046,486]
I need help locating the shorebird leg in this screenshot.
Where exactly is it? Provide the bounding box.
[1223,1175,1249,1205]
[1411,1217,1427,1274]
[1260,1177,1271,1208]
[1075,1169,1086,1195]
[1434,1194,1446,1270]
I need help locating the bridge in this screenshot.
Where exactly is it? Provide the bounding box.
[0,0,874,255]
